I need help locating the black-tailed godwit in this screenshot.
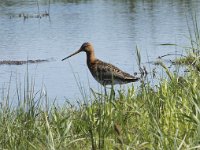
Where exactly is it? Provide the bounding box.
[62,42,140,86]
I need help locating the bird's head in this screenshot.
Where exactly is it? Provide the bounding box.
[62,42,94,61]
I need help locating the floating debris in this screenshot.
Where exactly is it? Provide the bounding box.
[159,43,177,46]
[10,11,50,20]
[0,59,49,65]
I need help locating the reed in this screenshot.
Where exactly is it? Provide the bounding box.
[175,14,200,71]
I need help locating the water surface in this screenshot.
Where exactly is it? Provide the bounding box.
[0,0,200,104]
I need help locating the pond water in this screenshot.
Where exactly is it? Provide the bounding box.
[0,0,200,105]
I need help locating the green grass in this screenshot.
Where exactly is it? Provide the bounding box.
[0,63,200,149]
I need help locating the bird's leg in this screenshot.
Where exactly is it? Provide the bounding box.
[103,85,115,100]
[104,85,107,96]
[110,84,115,100]
[110,75,115,100]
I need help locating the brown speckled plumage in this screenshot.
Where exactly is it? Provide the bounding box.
[62,42,139,86]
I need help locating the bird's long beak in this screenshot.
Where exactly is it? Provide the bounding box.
[62,49,81,61]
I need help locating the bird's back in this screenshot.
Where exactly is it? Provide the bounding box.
[87,59,139,85]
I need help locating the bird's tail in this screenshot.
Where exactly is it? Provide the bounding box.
[125,76,140,83]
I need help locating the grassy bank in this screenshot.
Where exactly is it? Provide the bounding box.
[0,61,200,149]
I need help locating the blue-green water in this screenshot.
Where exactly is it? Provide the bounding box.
[0,0,200,104]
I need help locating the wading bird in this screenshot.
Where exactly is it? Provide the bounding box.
[62,42,140,87]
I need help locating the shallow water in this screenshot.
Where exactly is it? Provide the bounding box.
[0,0,200,105]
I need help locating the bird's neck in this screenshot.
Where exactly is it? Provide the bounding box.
[86,51,96,65]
